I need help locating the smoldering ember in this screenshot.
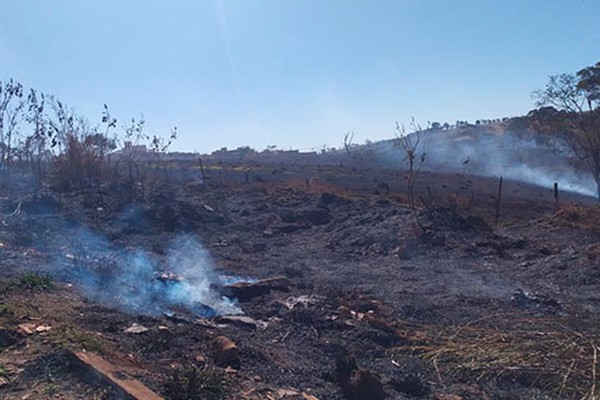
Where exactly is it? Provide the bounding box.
[3,64,600,399]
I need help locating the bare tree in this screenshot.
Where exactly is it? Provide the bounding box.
[0,79,26,167]
[395,119,426,207]
[533,62,600,200]
[121,115,147,186]
[23,89,49,178]
[0,77,177,191]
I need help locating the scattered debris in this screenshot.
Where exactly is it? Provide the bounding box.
[124,323,149,334]
[154,272,183,283]
[511,289,562,313]
[35,325,51,333]
[17,323,40,335]
[217,315,267,329]
[217,276,291,302]
[275,388,320,399]
[211,335,240,368]
[194,318,228,329]
[335,354,385,400]
[282,295,323,310]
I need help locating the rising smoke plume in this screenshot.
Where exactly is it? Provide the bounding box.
[374,126,596,197]
[59,229,243,317]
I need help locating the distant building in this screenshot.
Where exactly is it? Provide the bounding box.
[123,141,147,154]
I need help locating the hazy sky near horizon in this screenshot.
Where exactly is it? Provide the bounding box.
[1,0,599,153]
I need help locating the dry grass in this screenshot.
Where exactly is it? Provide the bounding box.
[551,204,600,235]
[394,314,600,398]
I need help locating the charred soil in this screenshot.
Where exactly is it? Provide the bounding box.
[0,162,598,400]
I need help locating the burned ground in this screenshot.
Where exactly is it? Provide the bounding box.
[0,162,599,399]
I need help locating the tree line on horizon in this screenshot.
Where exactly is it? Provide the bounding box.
[2,60,600,199]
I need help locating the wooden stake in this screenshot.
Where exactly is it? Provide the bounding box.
[495,177,503,226]
[554,182,559,212]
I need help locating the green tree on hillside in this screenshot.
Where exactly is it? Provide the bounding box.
[533,61,600,200]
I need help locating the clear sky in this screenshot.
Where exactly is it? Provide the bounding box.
[1,0,599,153]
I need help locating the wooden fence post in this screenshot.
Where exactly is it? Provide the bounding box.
[554,182,559,212]
[495,177,503,226]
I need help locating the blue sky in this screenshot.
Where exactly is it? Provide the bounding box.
[1,0,599,153]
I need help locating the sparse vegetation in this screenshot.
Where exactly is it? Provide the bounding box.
[44,383,58,396]
[395,119,426,207]
[17,272,54,292]
[54,326,105,354]
[0,78,177,193]
[164,363,230,400]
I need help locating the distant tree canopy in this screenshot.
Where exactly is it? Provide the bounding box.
[533,61,600,200]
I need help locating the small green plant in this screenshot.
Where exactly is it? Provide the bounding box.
[17,272,54,291]
[0,364,7,377]
[54,326,104,354]
[164,363,230,400]
[44,383,58,396]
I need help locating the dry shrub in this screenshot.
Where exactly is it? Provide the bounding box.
[551,204,600,235]
[53,132,112,190]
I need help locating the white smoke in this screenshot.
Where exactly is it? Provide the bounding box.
[377,128,596,198]
[62,230,243,317]
[162,235,242,316]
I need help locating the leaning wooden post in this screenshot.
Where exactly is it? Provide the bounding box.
[495,177,503,226]
[554,182,559,212]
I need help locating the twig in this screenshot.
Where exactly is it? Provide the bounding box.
[591,343,597,400]
[559,359,576,397]
[280,329,291,343]
[432,352,443,385]
[9,200,21,216]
